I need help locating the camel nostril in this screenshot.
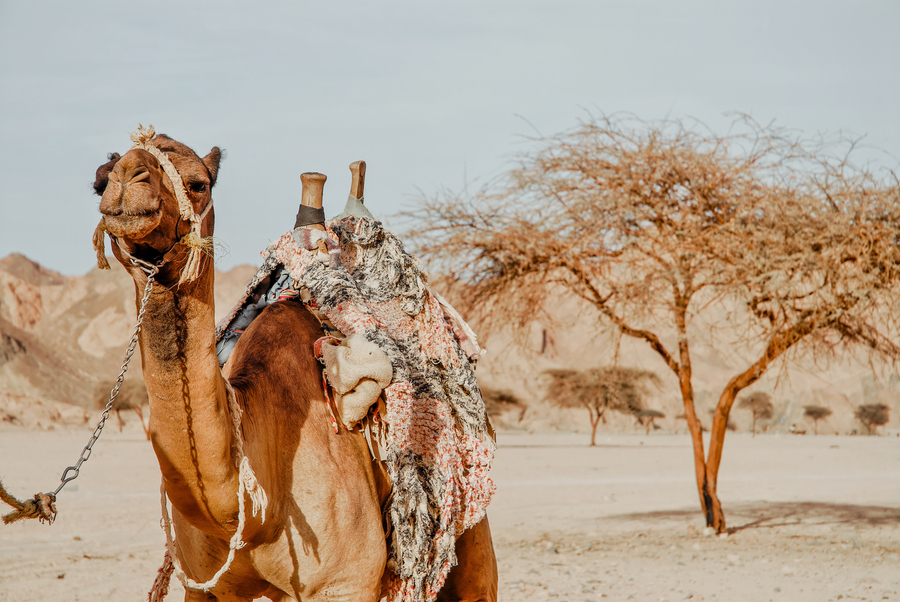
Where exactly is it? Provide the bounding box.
[129,169,150,184]
[122,166,150,186]
[99,179,125,216]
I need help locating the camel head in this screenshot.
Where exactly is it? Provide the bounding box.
[93,126,221,284]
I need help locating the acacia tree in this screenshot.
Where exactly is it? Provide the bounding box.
[409,115,900,532]
[543,366,658,446]
[855,403,890,435]
[738,392,774,436]
[803,405,833,435]
[636,409,666,434]
[480,386,527,421]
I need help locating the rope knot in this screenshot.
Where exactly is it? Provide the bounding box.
[0,481,57,525]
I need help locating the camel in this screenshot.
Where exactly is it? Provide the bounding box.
[93,130,498,602]
[94,378,151,439]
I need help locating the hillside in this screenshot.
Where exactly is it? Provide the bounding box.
[1,252,897,436]
[0,253,255,428]
[474,295,900,437]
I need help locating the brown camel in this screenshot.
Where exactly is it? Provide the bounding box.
[93,131,498,602]
[94,378,151,439]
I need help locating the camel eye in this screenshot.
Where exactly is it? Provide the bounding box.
[189,181,208,193]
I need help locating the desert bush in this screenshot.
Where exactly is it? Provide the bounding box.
[636,408,665,434]
[480,387,527,421]
[544,366,659,445]
[803,405,833,435]
[738,392,775,436]
[855,403,890,435]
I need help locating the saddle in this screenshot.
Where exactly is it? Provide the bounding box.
[213,165,495,600]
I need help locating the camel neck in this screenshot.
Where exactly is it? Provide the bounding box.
[135,267,240,537]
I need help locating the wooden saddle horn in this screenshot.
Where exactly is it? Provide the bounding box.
[296,172,327,231]
[349,161,366,201]
[337,161,373,220]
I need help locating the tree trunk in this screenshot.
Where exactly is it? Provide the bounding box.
[706,335,796,533]
[705,386,745,533]
[669,297,719,529]
[677,366,715,528]
[599,288,820,534]
[589,411,602,446]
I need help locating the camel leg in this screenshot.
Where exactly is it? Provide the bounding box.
[184,590,217,601]
[437,515,498,602]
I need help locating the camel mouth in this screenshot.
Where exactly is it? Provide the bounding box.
[101,210,163,241]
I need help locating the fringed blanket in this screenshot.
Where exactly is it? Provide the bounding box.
[216,217,495,602]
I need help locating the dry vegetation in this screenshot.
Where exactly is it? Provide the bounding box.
[855,402,891,435]
[803,404,833,435]
[480,386,527,421]
[737,391,774,436]
[408,114,900,533]
[542,366,660,446]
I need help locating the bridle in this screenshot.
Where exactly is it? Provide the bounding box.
[99,124,215,284]
[108,196,215,280]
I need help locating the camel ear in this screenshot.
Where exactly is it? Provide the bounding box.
[203,147,222,187]
[93,152,121,196]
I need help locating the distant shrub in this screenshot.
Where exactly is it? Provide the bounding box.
[544,366,660,445]
[803,405,833,435]
[855,403,889,435]
[737,392,774,436]
[636,408,665,434]
[480,387,527,421]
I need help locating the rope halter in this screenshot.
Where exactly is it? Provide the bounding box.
[94,124,213,285]
[130,124,212,284]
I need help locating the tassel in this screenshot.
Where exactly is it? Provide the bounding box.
[147,549,174,602]
[177,230,213,285]
[240,456,267,522]
[92,220,110,270]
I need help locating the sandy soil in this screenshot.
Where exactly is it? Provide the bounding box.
[0,427,898,601]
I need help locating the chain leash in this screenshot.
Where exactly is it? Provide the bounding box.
[52,261,158,497]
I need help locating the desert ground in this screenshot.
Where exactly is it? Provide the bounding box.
[0,426,898,602]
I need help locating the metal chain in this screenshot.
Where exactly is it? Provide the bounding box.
[52,262,158,497]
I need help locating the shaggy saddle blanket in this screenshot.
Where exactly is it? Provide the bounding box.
[216,217,495,602]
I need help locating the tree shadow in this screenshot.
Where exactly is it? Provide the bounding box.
[610,501,900,533]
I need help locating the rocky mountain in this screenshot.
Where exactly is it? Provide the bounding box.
[1,252,897,436]
[475,294,900,437]
[0,253,255,428]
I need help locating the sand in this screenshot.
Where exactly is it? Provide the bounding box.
[0,427,897,601]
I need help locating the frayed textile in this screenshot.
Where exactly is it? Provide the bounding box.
[216,218,495,602]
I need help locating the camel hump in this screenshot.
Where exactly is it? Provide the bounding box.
[224,300,325,408]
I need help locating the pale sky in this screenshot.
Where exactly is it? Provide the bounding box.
[1,0,897,275]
